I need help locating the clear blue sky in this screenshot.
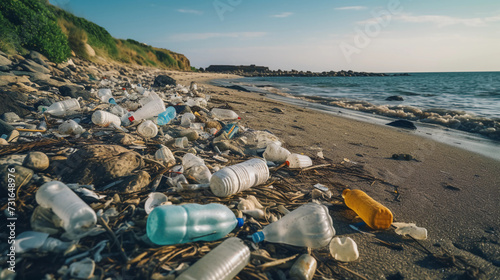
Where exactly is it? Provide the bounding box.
[50,0,500,72]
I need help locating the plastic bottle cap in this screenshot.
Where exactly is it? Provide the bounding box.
[109,98,117,105]
[236,218,244,228]
[285,161,290,166]
[128,116,135,122]
[237,117,242,120]
[251,231,265,243]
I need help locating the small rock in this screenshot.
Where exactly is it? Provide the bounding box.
[386,120,417,130]
[271,107,285,114]
[20,59,51,74]
[0,55,12,67]
[178,129,199,141]
[28,51,50,69]
[0,119,15,135]
[0,138,8,145]
[121,171,151,193]
[0,165,34,191]
[59,85,92,100]
[6,130,19,143]
[153,75,176,87]
[1,112,21,123]
[23,152,50,171]
[386,95,404,101]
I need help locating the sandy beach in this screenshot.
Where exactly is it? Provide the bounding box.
[169,71,500,279]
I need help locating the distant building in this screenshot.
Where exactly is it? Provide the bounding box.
[206,64,269,73]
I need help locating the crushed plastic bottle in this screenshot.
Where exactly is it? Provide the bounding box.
[128,99,166,122]
[97,88,116,104]
[157,106,177,125]
[35,181,97,237]
[392,222,427,240]
[146,203,244,245]
[342,189,393,230]
[181,113,196,127]
[15,231,72,253]
[211,108,240,120]
[183,153,211,184]
[44,99,81,116]
[252,203,335,248]
[92,110,121,127]
[329,237,359,262]
[58,120,85,135]
[176,237,250,280]
[210,158,269,197]
[263,142,291,163]
[286,154,313,168]
[155,145,175,165]
[137,120,158,138]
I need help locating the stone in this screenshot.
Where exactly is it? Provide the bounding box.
[178,129,199,141]
[153,75,176,87]
[0,154,27,166]
[121,171,151,193]
[59,84,92,100]
[28,51,50,69]
[0,55,12,67]
[84,44,96,57]
[0,138,8,145]
[6,130,19,143]
[386,95,404,101]
[20,59,51,74]
[112,133,143,145]
[59,145,143,187]
[0,91,33,117]
[0,165,34,191]
[1,112,21,123]
[0,119,15,135]
[23,152,50,171]
[386,120,417,130]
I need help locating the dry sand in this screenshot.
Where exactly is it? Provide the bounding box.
[169,71,500,279]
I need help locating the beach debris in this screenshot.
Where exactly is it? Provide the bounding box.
[289,254,317,280]
[271,107,285,114]
[15,231,72,253]
[329,237,359,262]
[144,192,170,214]
[210,158,269,197]
[153,74,177,87]
[238,195,266,219]
[263,142,290,163]
[286,153,313,168]
[342,189,393,230]
[392,222,428,240]
[392,153,415,161]
[386,119,417,130]
[69,258,95,279]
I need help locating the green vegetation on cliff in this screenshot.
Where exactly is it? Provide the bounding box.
[0,0,190,70]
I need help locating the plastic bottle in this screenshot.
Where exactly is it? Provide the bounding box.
[210,158,269,197]
[174,137,188,148]
[128,99,166,122]
[58,120,84,135]
[137,120,158,138]
[92,110,121,127]
[182,153,206,170]
[181,113,196,127]
[15,231,72,253]
[176,237,250,280]
[289,254,317,280]
[35,181,97,236]
[342,189,393,230]
[182,153,211,184]
[97,89,117,104]
[286,154,313,168]
[138,91,160,106]
[157,106,177,125]
[263,142,291,163]
[329,237,359,262]
[252,203,335,248]
[146,203,244,245]
[44,99,81,116]
[211,108,240,120]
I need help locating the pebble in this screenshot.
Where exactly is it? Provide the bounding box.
[23,151,50,171]
[1,112,21,122]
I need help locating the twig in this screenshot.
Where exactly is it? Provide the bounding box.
[300,163,331,171]
[98,216,129,263]
[258,254,299,269]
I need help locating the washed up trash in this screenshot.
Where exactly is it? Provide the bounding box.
[58,120,85,135]
[392,222,428,240]
[36,181,97,238]
[313,183,329,192]
[97,88,116,104]
[221,123,239,139]
[263,142,290,163]
[137,120,158,138]
[243,130,280,149]
[44,99,81,116]
[92,110,121,127]
[183,153,212,184]
[238,195,265,219]
[155,145,175,166]
[128,98,165,122]
[181,112,196,127]
[286,153,313,168]
[176,237,250,280]
[252,203,335,248]
[211,108,240,120]
[144,192,169,214]
[342,189,393,230]
[157,106,177,125]
[15,231,72,253]
[329,237,359,262]
[146,203,244,245]
[69,258,95,279]
[174,137,188,148]
[289,254,317,280]
[210,158,269,197]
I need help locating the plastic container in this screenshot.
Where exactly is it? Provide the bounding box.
[289,254,317,280]
[185,164,212,184]
[155,145,175,165]
[92,110,121,127]
[392,222,427,240]
[286,154,313,168]
[157,106,177,125]
[98,89,116,104]
[342,189,393,230]
[252,203,335,248]
[174,137,188,148]
[211,108,240,120]
[137,120,158,138]
[146,203,244,245]
[176,237,250,280]
[221,123,239,139]
[35,181,97,236]
[138,91,160,106]
[210,158,269,197]
[45,99,80,116]
[181,113,196,127]
[182,153,205,170]
[128,99,166,122]
[144,192,169,214]
[329,237,359,262]
[264,143,291,163]
[58,120,84,135]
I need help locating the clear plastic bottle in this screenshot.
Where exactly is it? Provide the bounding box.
[128,99,166,122]
[181,113,196,127]
[252,203,335,248]
[176,237,250,280]
[157,106,177,125]
[211,108,240,120]
[92,110,121,127]
[35,181,97,236]
[342,189,393,230]
[44,99,81,116]
[210,158,269,197]
[286,154,313,168]
[146,203,244,245]
[98,89,117,104]
[263,142,291,163]
[58,120,84,135]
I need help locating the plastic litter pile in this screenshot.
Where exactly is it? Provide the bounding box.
[0,70,428,280]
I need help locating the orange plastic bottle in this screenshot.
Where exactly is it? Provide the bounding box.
[342,189,393,230]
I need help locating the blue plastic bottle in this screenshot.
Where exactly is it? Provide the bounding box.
[157,106,177,125]
[147,203,244,245]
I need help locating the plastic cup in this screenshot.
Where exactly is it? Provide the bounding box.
[137,120,158,138]
[174,137,188,149]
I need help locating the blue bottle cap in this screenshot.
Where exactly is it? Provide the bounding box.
[236,218,244,228]
[252,231,265,243]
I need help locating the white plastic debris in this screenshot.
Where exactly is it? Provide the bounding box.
[69,258,95,279]
[15,231,72,254]
[145,192,169,214]
[392,222,428,240]
[329,237,359,262]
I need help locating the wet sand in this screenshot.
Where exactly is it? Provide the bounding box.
[170,71,500,279]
